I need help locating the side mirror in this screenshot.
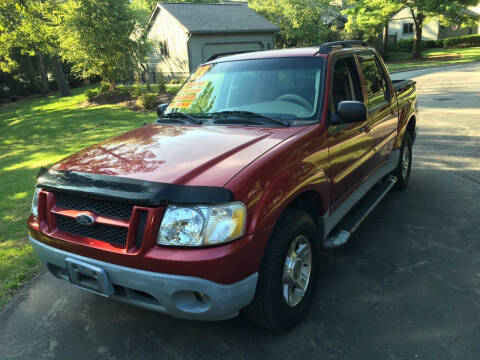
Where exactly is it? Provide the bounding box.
[330,101,367,125]
[157,103,168,117]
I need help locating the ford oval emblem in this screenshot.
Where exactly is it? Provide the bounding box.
[76,214,95,226]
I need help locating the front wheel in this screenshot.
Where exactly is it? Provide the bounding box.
[244,209,318,331]
[393,132,412,190]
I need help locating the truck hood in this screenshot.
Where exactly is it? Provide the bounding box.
[51,124,303,187]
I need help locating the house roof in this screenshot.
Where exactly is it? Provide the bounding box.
[151,2,280,34]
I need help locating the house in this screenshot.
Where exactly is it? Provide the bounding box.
[388,7,480,41]
[144,2,279,81]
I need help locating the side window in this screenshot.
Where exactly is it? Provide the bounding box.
[158,41,169,57]
[331,57,362,112]
[357,52,388,109]
[403,23,414,35]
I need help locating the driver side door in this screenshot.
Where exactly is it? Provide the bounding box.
[327,54,375,210]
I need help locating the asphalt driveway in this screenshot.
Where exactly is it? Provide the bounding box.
[1,63,480,360]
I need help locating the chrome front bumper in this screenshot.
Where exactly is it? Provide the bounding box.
[29,236,257,321]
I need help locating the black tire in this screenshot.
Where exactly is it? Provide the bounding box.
[243,209,318,331]
[393,131,412,190]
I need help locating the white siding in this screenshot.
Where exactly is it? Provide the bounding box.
[469,5,480,32]
[423,20,440,40]
[187,33,275,72]
[388,8,439,40]
[146,9,190,78]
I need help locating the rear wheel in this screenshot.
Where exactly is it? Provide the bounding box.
[244,209,318,331]
[393,132,412,190]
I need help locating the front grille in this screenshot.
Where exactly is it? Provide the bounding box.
[55,192,133,219]
[56,215,128,246]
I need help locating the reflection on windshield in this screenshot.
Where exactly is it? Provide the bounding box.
[165,57,324,121]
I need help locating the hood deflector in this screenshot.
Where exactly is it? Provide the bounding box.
[36,168,234,206]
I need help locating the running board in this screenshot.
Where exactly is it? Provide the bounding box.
[323,175,398,249]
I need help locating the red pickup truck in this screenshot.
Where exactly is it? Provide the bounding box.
[28,41,417,331]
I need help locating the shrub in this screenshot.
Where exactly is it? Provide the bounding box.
[397,38,439,50]
[435,39,444,48]
[165,85,181,95]
[424,40,437,49]
[85,88,98,101]
[397,38,414,50]
[396,35,480,51]
[443,34,480,48]
[117,86,131,97]
[136,93,157,110]
[156,82,166,93]
[99,81,111,94]
[169,77,187,85]
[131,84,143,98]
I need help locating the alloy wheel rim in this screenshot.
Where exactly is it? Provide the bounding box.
[401,144,410,179]
[282,235,312,307]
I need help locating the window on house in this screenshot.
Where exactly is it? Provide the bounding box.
[403,23,414,35]
[159,41,168,57]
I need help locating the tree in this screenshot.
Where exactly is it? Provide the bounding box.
[249,0,339,48]
[0,1,48,94]
[402,0,478,59]
[0,0,71,96]
[344,0,479,58]
[57,0,150,88]
[400,0,478,58]
[343,0,403,52]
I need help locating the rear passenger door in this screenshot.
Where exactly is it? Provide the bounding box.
[356,51,398,166]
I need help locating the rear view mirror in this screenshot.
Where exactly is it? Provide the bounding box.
[157,103,168,117]
[330,101,367,125]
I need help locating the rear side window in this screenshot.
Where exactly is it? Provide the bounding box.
[357,52,388,109]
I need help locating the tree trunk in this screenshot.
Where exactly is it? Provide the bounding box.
[413,22,423,59]
[37,54,50,94]
[53,58,71,97]
[6,72,17,97]
[383,21,389,53]
[409,9,425,60]
[23,56,41,93]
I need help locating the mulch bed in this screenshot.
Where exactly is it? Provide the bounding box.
[79,92,174,111]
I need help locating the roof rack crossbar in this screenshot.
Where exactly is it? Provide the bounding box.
[317,40,368,54]
[206,50,253,62]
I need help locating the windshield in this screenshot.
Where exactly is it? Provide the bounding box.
[165,57,325,123]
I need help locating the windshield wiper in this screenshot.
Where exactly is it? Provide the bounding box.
[159,112,202,125]
[209,111,290,127]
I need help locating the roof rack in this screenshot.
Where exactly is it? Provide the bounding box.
[317,40,368,54]
[206,50,253,62]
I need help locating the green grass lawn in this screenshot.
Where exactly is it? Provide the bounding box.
[0,88,156,309]
[385,47,480,72]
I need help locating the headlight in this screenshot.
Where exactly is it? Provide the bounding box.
[31,187,40,217]
[157,202,246,247]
